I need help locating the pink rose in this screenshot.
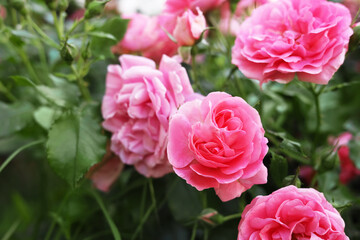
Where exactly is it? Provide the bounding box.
[330,132,360,184]
[173,8,207,46]
[164,0,226,15]
[87,155,124,192]
[238,185,349,240]
[102,54,195,178]
[111,14,177,63]
[167,92,268,202]
[232,0,353,85]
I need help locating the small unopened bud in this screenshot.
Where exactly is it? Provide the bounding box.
[61,42,73,65]
[283,175,302,188]
[84,0,109,19]
[199,209,223,226]
[58,0,69,12]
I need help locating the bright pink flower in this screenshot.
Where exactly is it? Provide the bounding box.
[112,14,177,63]
[88,156,124,192]
[173,8,206,46]
[232,0,353,85]
[330,132,360,184]
[167,92,268,202]
[238,185,349,240]
[164,0,226,15]
[102,54,195,178]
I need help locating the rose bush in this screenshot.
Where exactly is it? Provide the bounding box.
[238,185,349,240]
[102,54,195,178]
[167,92,268,201]
[232,0,353,85]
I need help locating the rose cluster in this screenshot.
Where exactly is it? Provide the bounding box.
[95,0,354,237]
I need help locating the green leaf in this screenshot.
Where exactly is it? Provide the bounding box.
[33,106,57,130]
[36,75,80,107]
[270,152,288,187]
[88,31,117,41]
[11,75,35,87]
[348,137,360,169]
[279,139,309,164]
[167,178,202,223]
[11,29,36,39]
[47,109,106,187]
[90,17,129,58]
[0,102,34,138]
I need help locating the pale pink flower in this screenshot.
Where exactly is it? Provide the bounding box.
[112,14,177,63]
[232,0,353,85]
[164,0,226,15]
[238,185,349,240]
[102,54,195,178]
[219,2,242,36]
[167,92,268,202]
[0,5,6,19]
[87,155,124,192]
[173,8,207,46]
[330,132,360,184]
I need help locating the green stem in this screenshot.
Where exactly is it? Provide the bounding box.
[66,19,84,39]
[91,190,122,240]
[203,228,209,240]
[71,65,92,102]
[0,139,44,173]
[191,53,201,92]
[16,47,41,84]
[1,220,21,240]
[131,202,156,240]
[148,179,160,224]
[52,11,63,41]
[0,82,16,102]
[352,7,360,25]
[190,221,198,240]
[27,17,60,49]
[311,85,321,156]
[222,212,242,222]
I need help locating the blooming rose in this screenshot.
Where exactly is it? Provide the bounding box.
[102,54,195,178]
[173,8,207,46]
[238,185,349,240]
[232,0,353,85]
[167,92,268,202]
[330,132,360,184]
[164,0,226,15]
[111,14,177,63]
